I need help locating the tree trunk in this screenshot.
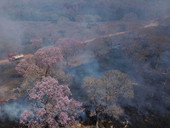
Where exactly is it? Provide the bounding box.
[96,114,99,128]
[96,120,99,128]
[45,66,50,76]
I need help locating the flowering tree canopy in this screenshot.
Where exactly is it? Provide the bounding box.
[16,46,64,78]
[55,38,83,61]
[20,76,82,128]
[15,59,44,79]
[34,46,64,70]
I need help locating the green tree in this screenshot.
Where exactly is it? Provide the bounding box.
[83,70,134,127]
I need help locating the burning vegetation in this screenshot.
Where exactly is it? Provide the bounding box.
[0,0,170,128]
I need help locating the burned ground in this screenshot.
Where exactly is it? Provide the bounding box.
[0,0,170,128]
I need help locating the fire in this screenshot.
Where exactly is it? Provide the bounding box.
[0,99,4,102]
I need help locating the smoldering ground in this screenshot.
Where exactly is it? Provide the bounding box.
[0,97,28,126]
[0,0,169,127]
[68,24,170,125]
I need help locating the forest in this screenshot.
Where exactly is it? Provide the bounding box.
[0,0,170,128]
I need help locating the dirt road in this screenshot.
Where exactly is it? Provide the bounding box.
[82,21,159,44]
[0,59,9,65]
[0,54,33,65]
[0,21,159,66]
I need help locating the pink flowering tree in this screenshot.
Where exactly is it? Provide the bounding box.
[55,38,83,67]
[20,76,82,128]
[15,59,44,79]
[15,46,65,97]
[33,46,64,75]
[16,46,64,78]
[15,58,45,94]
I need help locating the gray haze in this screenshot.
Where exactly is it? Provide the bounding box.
[0,0,169,127]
